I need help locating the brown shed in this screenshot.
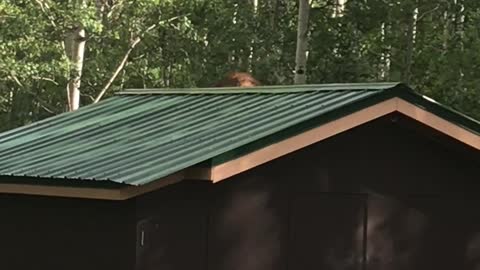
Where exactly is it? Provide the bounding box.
[0,83,478,270]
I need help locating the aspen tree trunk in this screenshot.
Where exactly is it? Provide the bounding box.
[452,0,465,39]
[379,1,393,81]
[334,0,346,17]
[442,9,449,54]
[65,26,86,111]
[454,0,465,85]
[403,4,418,84]
[270,0,279,31]
[294,0,310,84]
[456,0,465,44]
[249,0,258,73]
[379,22,391,80]
[331,0,346,63]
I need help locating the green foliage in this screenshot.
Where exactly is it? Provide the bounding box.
[1,0,479,131]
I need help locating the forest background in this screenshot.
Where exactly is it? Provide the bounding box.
[1,0,479,132]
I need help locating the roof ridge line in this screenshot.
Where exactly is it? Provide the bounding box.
[117,82,401,95]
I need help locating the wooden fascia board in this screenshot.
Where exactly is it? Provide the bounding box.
[0,166,211,201]
[209,97,479,183]
[0,182,126,200]
[0,97,477,200]
[0,171,186,201]
[209,98,398,182]
[396,98,479,150]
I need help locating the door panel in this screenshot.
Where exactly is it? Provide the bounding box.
[288,194,366,270]
[136,205,206,270]
[365,195,480,270]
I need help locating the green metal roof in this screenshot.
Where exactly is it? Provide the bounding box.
[0,83,478,187]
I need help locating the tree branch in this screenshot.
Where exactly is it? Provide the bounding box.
[93,14,188,103]
[417,5,440,22]
[93,36,141,103]
[34,0,57,28]
[34,0,66,51]
[9,74,57,114]
[32,76,59,85]
[80,92,96,102]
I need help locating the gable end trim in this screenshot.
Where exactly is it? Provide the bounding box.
[209,97,479,183]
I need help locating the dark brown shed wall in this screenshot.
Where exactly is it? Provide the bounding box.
[0,194,135,270]
[135,182,209,270]
[136,114,480,270]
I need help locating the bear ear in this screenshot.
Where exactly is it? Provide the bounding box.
[215,72,260,87]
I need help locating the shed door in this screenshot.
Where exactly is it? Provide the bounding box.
[135,205,207,270]
[288,194,366,270]
[365,195,480,270]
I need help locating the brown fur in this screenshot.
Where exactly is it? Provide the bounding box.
[214,72,260,87]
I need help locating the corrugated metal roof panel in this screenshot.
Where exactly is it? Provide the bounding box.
[0,83,477,186]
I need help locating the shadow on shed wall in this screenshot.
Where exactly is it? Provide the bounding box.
[0,194,135,270]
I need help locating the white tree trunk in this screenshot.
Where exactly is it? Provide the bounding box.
[248,0,259,73]
[252,0,258,14]
[403,5,418,84]
[454,0,465,41]
[270,0,279,31]
[442,10,449,53]
[379,22,391,80]
[65,26,86,111]
[334,0,346,17]
[454,0,465,82]
[294,0,310,84]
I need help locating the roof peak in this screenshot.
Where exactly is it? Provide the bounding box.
[118,82,402,95]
